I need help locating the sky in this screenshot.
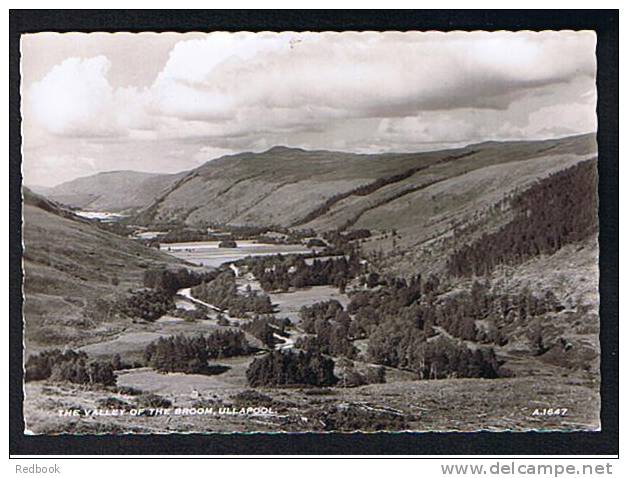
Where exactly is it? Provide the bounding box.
[21,31,597,187]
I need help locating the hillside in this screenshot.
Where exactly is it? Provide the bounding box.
[21,136,602,434]
[40,170,185,212]
[132,135,595,229]
[22,188,183,352]
[129,134,596,274]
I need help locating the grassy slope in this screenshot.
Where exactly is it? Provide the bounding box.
[22,192,182,352]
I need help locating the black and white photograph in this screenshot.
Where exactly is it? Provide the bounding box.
[16,25,609,439]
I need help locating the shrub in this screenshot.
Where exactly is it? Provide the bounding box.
[135,393,172,409]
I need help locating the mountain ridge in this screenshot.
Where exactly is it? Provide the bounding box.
[131,133,596,229]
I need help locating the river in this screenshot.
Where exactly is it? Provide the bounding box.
[160,239,347,350]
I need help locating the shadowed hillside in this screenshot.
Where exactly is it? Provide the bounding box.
[40,170,186,212]
[22,188,183,352]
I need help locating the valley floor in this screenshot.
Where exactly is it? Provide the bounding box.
[23,240,602,434]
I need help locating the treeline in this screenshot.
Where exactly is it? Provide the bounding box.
[191,270,273,316]
[447,159,598,276]
[352,165,426,196]
[157,227,209,244]
[244,254,363,292]
[292,161,431,227]
[25,349,116,386]
[246,350,337,387]
[144,331,252,374]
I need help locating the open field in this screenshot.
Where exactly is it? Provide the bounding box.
[270,286,350,323]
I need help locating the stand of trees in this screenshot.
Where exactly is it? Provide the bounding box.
[241,315,291,348]
[117,267,214,322]
[117,288,175,322]
[300,300,345,331]
[245,254,363,292]
[157,227,209,244]
[348,272,564,346]
[246,350,337,387]
[367,318,500,379]
[429,281,563,344]
[336,358,386,387]
[447,159,598,276]
[297,300,357,358]
[356,274,567,378]
[144,331,252,374]
[306,238,327,248]
[297,331,357,359]
[191,270,273,316]
[417,337,500,379]
[25,349,116,386]
[347,274,423,336]
[143,267,215,294]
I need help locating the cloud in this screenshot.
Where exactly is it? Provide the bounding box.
[28,55,154,138]
[22,31,597,186]
[29,56,118,137]
[150,31,595,123]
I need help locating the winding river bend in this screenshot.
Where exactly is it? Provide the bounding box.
[159,240,353,351]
